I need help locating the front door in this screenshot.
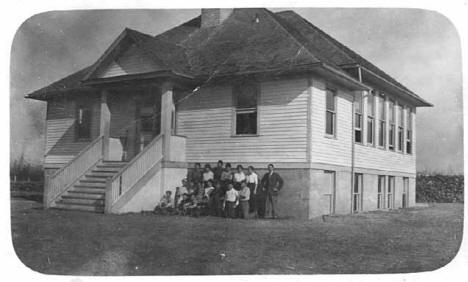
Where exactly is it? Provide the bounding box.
[135,94,161,155]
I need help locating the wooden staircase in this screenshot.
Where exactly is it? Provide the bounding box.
[54,161,127,213]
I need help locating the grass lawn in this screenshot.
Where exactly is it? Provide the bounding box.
[11,199,463,275]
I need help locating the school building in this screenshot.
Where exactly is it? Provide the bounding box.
[26,8,432,218]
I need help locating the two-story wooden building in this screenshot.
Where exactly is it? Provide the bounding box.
[26,8,432,218]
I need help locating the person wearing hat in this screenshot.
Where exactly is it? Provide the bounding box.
[260,164,284,219]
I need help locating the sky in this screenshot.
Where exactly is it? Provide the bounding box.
[10,8,463,173]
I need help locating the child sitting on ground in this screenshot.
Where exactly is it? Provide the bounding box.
[154,190,173,214]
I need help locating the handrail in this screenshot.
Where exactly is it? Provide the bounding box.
[49,135,104,179]
[44,135,104,208]
[105,134,164,212]
[109,134,163,182]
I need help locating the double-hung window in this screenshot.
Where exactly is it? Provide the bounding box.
[76,104,92,140]
[387,176,395,209]
[234,83,258,135]
[353,173,363,213]
[367,92,375,145]
[377,175,386,209]
[406,108,413,154]
[325,89,337,136]
[378,95,386,147]
[354,93,363,143]
[388,100,395,151]
[397,105,404,152]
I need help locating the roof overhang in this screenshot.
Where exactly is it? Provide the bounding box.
[200,63,369,92]
[341,64,433,107]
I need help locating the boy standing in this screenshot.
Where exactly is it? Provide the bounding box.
[238,181,250,219]
[223,183,239,218]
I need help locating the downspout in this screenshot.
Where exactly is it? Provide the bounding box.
[350,67,362,213]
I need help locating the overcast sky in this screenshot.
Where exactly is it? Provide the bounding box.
[10,8,463,173]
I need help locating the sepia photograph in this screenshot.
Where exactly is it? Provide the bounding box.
[9,4,464,276]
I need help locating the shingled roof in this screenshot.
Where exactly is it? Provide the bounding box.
[25,8,431,106]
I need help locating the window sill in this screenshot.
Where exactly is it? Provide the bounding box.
[324,134,337,140]
[231,134,260,138]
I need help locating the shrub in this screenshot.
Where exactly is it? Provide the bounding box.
[416,173,464,203]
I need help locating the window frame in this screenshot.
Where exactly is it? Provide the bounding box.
[388,100,395,151]
[354,92,363,144]
[397,105,404,152]
[352,173,363,213]
[387,176,395,209]
[75,103,92,141]
[378,94,386,148]
[377,175,386,209]
[406,107,413,154]
[366,92,375,145]
[325,88,337,137]
[232,82,259,137]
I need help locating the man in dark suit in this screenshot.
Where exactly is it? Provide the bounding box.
[260,164,284,219]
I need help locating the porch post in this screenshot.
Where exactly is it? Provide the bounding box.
[160,82,175,160]
[100,89,111,160]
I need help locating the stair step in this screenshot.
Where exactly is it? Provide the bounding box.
[85,174,113,179]
[62,193,105,200]
[74,182,106,188]
[59,197,104,206]
[54,202,104,213]
[69,187,105,194]
[80,178,107,184]
[91,169,120,174]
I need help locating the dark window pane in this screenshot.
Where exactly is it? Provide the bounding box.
[367,93,374,116]
[367,119,373,144]
[326,111,334,135]
[379,96,385,120]
[355,114,361,128]
[326,90,335,111]
[235,84,257,108]
[355,130,362,143]
[355,93,362,113]
[76,106,91,139]
[378,121,385,147]
[236,112,257,135]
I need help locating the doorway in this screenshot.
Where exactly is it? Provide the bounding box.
[322,171,336,215]
[135,93,161,155]
[402,177,409,208]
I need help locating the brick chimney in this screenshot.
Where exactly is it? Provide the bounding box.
[201,9,233,28]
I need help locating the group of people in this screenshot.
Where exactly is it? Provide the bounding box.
[154,160,284,219]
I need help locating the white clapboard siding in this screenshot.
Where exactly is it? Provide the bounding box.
[95,44,161,78]
[45,95,101,166]
[310,77,416,174]
[310,79,353,167]
[176,78,310,163]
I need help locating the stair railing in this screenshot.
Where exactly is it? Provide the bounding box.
[44,135,105,208]
[105,134,164,213]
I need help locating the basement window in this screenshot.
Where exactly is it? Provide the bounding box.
[352,173,363,213]
[354,93,362,143]
[325,89,337,136]
[76,104,92,140]
[234,83,258,135]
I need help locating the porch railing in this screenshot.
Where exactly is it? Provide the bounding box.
[105,134,163,213]
[44,135,104,208]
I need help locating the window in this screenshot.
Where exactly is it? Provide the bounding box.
[397,105,404,151]
[367,92,375,145]
[354,93,363,143]
[353,173,363,213]
[378,95,386,147]
[377,175,386,209]
[387,176,395,209]
[388,100,395,151]
[76,104,92,139]
[402,177,409,208]
[325,89,337,136]
[406,108,413,154]
[234,83,258,135]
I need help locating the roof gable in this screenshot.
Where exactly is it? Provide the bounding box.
[93,43,163,79]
